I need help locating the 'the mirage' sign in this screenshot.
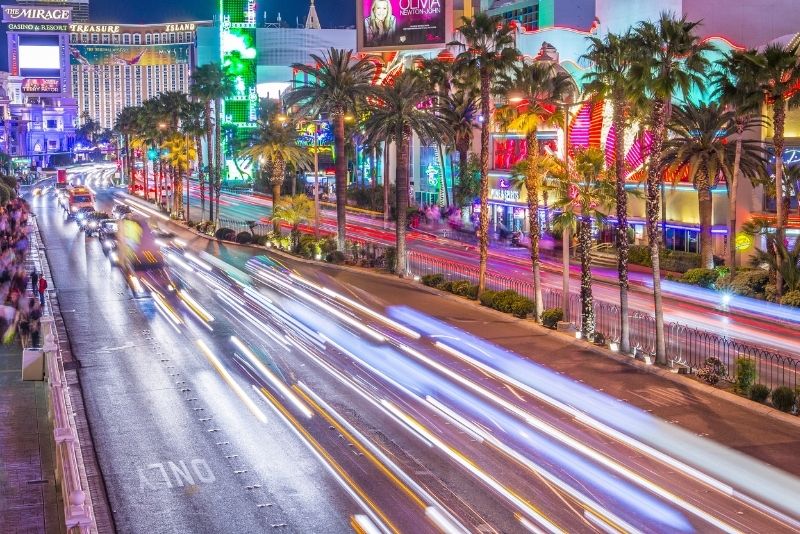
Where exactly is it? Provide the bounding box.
[2,5,72,23]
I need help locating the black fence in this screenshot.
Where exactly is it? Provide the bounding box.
[407,251,800,391]
[217,216,272,237]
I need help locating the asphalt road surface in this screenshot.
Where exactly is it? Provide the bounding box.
[26,166,800,533]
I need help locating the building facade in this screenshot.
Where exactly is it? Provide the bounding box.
[69,20,211,129]
[1,4,78,167]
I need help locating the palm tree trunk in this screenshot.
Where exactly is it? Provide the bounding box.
[272,155,284,206]
[579,216,595,340]
[334,113,347,251]
[646,98,668,365]
[774,99,786,298]
[698,181,714,269]
[383,141,390,229]
[396,132,410,277]
[204,100,213,222]
[214,98,222,225]
[525,131,543,321]
[477,69,491,296]
[728,133,742,273]
[613,96,630,353]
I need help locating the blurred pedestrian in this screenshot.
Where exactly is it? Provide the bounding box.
[37,275,47,306]
[30,269,38,294]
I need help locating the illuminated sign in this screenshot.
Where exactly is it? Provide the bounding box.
[2,6,71,23]
[5,22,69,31]
[489,188,520,202]
[358,0,449,51]
[165,23,196,32]
[21,78,60,93]
[69,24,119,33]
[69,44,190,66]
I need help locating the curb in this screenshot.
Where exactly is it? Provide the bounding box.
[165,219,800,429]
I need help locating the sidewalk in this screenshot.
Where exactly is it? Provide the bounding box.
[0,340,62,534]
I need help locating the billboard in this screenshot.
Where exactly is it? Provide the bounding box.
[357,0,449,51]
[21,78,60,93]
[19,34,61,78]
[69,44,190,67]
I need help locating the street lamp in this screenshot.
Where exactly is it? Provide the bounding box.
[551,96,589,322]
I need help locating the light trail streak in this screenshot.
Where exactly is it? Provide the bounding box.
[381,400,565,534]
[229,335,312,418]
[255,386,396,534]
[178,289,215,323]
[195,339,268,424]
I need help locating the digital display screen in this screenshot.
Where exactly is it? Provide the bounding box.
[18,35,61,78]
[358,0,448,51]
[21,78,60,93]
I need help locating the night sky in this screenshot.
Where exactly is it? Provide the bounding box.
[0,0,356,70]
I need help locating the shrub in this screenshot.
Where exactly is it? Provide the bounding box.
[680,268,719,288]
[235,231,253,244]
[254,235,269,246]
[696,357,726,386]
[541,308,563,329]
[734,358,757,395]
[729,269,770,298]
[421,274,445,287]
[509,296,534,318]
[326,250,346,264]
[297,235,322,259]
[749,383,770,403]
[383,247,397,273]
[437,280,455,293]
[491,290,519,314]
[214,228,235,241]
[628,245,651,267]
[660,249,701,273]
[779,290,800,307]
[451,280,478,299]
[770,386,796,412]
[479,290,498,308]
[187,220,196,228]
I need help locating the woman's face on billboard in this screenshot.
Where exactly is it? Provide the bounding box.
[373,0,389,21]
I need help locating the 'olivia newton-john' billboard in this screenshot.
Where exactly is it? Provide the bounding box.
[357,0,451,51]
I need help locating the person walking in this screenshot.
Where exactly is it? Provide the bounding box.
[30,269,38,294]
[37,275,47,307]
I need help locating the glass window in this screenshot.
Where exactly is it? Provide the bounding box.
[133,34,140,44]
[687,230,699,254]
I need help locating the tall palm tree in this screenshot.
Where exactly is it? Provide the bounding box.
[240,105,311,206]
[582,30,638,353]
[551,147,616,341]
[191,63,234,223]
[363,70,451,276]
[442,88,480,197]
[711,49,768,273]
[114,106,140,188]
[661,102,766,268]
[497,59,572,321]
[451,13,519,295]
[632,12,712,364]
[161,134,196,217]
[285,48,376,251]
[180,101,207,221]
[744,43,800,297]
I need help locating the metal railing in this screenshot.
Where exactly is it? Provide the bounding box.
[407,250,800,391]
[217,216,272,237]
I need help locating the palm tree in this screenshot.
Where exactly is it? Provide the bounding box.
[710,49,767,273]
[285,48,376,251]
[510,150,561,318]
[363,70,451,276]
[180,101,207,221]
[632,12,712,364]
[551,147,616,341]
[497,59,572,321]
[443,88,480,196]
[744,43,800,297]
[191,63,234,223]
[272,194,314,250]
[240,104,312,206]
[582,30,639,353]
[661,102,766,268]
[451,13,519,295]
[162,134,196,217]
[114,106,140,188]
